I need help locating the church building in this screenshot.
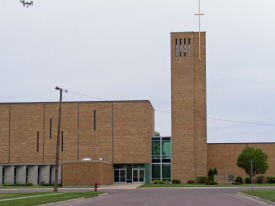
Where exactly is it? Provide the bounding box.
[0,32,274,186]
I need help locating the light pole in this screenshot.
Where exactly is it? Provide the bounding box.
[249,160,254,191]
[54,86,67,192]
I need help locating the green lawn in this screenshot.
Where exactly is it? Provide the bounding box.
[139,183,275,188]
[242,190,275,202]
[0,191,104,206]
[0,186,94,189]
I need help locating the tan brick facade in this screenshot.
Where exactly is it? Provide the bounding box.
[0,101,154,165]
[208,143,275,180]
[62,161,113,186]
[171,32,207,182]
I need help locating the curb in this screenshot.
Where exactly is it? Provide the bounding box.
[237,192,275,205]
[36,197,85,206]
[36,193,107,206]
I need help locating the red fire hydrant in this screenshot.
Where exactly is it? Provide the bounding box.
[94,182,98,192]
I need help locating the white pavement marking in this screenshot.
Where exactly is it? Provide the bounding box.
[0,193,61,202]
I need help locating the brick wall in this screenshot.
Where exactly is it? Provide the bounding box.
[0,105,9,163]
[208,143,275,180]
[0,101,154,165]
[62,161,113,186]
[113,102,153,164]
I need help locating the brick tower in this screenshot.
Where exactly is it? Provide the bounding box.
[171,32,207,182]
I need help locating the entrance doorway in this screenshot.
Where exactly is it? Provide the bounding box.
[114,169,126,183]
[132,169,144,183]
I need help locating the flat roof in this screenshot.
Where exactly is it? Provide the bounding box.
[0,100,155,111]
[171,31,206,33]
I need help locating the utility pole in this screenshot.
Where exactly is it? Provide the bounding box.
[54,86,67,192]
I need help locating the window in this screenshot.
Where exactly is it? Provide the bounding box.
[162,164,171,180]
[184,38,186,57]
[188,38,191,57]
[152,164,160,179]
[151,137,171,181]
[175,39,177,57]
[38,167,40,184]
[180,39,182,57]
[14,167,16,184]
[61,131,64,152]
[2,168,4,184]
[94,110,96,131]
[37,131,39,152]
[26,168,28,183]
[50,118,52,139]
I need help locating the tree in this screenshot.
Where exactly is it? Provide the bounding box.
[213,168,218,176]
[20,0,33,8]
[208,169,213,177]
[236,147,269,177]
[154,131,160,136]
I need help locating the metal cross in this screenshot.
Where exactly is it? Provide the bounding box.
[195,0,204,61]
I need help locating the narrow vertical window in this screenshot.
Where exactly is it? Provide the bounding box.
[14,167,16,184]
[50,118,52,139]
[2,168,4,184]
[188,38,191,57]
[94,110,96,131]
[37,131,39,152]
[61,131,63,152]
[38,167,40,184]
[180,39,182,57]
[26,168,28,183]
[184,38,186,57]
[175,39,177,57]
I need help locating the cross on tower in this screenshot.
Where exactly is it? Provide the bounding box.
[195,0,204,61]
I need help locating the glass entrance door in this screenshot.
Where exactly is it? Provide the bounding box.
[132,169,145,183]
[114,169,126,183]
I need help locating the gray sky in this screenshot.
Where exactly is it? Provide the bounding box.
[1,0,275,143]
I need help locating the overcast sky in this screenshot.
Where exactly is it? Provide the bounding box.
[1,0,275,143]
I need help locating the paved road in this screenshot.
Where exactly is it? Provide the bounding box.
[69,187,275,206]
[1,187,275,206]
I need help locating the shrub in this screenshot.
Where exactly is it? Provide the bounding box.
[24,182,33,186]
[196,176,207,184]
[207,181,217,185]
[159,181,163,184]
[213,168,218,176]
[172,179,180,184]
[187,180,194,184]
[40,184,62,187]
[256,176,265,183]
[267,176,275,183]
[208,169,213,178]
[232,182,242,185]
[164,180,170,184]
[235,176,243,184]
[244,177,254,184]
[206,176,213,185]
[3,184,8,186]
[154,180,160,184]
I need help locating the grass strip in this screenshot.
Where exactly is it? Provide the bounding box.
[0,186,62,189]
[0,192,54,200]
[0,186,94,189]
[0,191,104,206]
[139,183,275,188]
[242,190,275,202]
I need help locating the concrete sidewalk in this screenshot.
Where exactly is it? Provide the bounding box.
[98,184,142,189]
